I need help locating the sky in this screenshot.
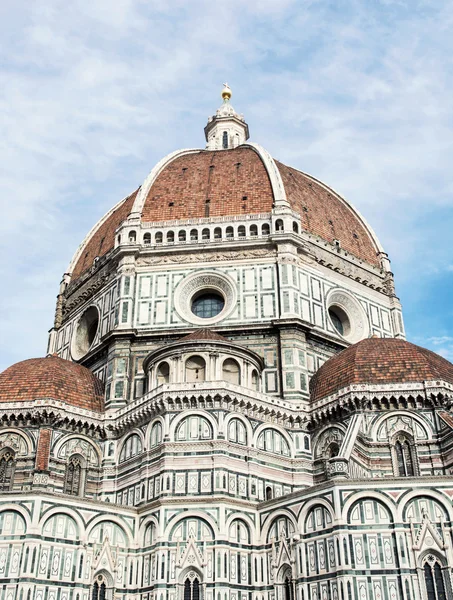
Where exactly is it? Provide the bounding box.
[1,0,453,372]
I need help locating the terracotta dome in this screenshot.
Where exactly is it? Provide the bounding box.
[70,145,382,282]
[0,355,105,412]
[310,337,453,402]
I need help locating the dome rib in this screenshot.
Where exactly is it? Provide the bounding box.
[0,355,105,412]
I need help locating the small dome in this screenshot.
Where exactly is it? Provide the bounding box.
[0,355,104,412]
[310,337,453,402]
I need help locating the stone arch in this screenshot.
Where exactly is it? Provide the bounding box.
[311,424,346,459]
[399,491,453,523]
[341,491,397,524]
[0,507,29,534]
[169,410,218,441]
[39,506,84,539]
[41,512,80,540]
[91,569,115,600]
[53,433,102,466]
[253,424,294,457]
[260,509,298,545]
[86,516,133,547]
[344,494,395,525]
[224,512,256,541]
[299,499,335,533]
[227,518,252,544]
[164,511,219,540]
[140,516,159,546]
[370,410,432,442]
[0,429,34,454]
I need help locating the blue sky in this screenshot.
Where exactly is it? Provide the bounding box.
[1,0,452,371]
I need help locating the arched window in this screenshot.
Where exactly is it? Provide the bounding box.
[261,223,270,236]
[226,226,234,239]
[179,230,186,242]
[190,229,198,241]
[257,428,291,456]
[251,369,259,390]
[155,232,163,244]
[91,574,108,600]
[250,224,258,237]
[64,455,84,496]
[167,230,175,243]
[284,576,293,600]
[424,556,449,600]
[222,131,228,149]
[238,225,246,238]
[143,232,151,245]
[394,436,416,476]
[119,434,142,463]
[128,230,136,243]
[157,362,170,385]
[0,450,15,491]
[222,358,240,385]
[292,221,299,234]
[150,422,163,447]
[185,356,206,382]
[275,219,284,232]
[266,486,273,501]
[214,227,222,239]
[228,418,247,444]
[327,442,340,459]
[202,228,210,240]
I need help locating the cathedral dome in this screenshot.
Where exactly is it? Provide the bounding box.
[0,355,104,412]
[68,91,385,283]
[310,337,453,402]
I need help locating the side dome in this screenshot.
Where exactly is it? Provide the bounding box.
[0,355,105,412]
[310,338,453,402]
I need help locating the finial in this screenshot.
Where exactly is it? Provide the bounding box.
[221,82,232,102]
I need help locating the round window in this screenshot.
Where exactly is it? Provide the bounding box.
[328,306,350,337]
[71,306,99,360]
[191,292,225,319]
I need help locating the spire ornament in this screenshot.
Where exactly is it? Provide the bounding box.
[204,84,249,150]
[221,83,232,102]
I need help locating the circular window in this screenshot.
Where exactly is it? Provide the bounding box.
[71,306,99,360]
[174,271,237,325]
[191,292,225,319]
[328,306,350,337]
[326,290,369,343]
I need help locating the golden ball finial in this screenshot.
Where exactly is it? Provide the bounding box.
[221,82,232,101]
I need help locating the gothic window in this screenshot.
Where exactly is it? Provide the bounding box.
[327,442,340,459]
[185,356,206,382]
[222,131,228,149]
[92,574,108,600]
[0,450,15,491]
[284,576,293,600]
[394,436,416,476]
[222,359,240,385]
[64,455,83,496]
[424,556,449,600]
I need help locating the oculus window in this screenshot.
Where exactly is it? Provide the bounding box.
[191,292,225,319]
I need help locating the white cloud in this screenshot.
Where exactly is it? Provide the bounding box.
[1,0,453,370]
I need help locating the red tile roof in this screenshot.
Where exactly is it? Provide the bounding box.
[180,329,229,342]
[276,161,380,267]
[71,189,138,279]
[0,355,104,412]
[310,337,453,402]
[141,147,274,222]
